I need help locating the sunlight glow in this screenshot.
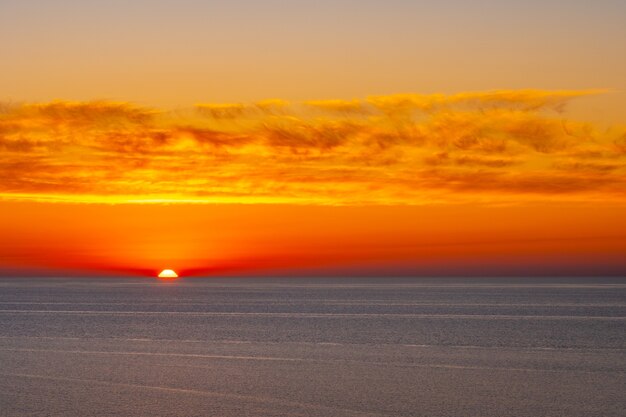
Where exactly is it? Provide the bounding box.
[158,269,178,278]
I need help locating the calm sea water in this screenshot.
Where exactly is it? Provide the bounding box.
[0,277,624,416]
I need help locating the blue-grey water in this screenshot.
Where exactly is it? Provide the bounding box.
[0,277,624,417]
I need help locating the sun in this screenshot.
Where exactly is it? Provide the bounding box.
[158,269,178,278]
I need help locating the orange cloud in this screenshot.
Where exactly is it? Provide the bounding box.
[303,99,366,114]
[0,90,624,205]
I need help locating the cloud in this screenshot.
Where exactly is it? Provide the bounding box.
[303,99,366,114]
[0,90,624,205]
[195,102,248,119]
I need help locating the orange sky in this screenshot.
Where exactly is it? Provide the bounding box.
[1,1,625,277]
[0,91,625,277]
[1,200,625,277]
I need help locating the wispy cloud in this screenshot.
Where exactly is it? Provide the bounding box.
[0,90,624,204]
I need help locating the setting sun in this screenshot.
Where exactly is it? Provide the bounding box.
[158,269,178,278]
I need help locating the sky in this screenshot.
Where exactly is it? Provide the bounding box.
[0,0,625,277]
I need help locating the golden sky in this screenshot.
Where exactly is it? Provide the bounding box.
[0,1,625,276]
[1,1,625,122]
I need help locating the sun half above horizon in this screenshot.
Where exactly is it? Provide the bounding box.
[158,269,178,278]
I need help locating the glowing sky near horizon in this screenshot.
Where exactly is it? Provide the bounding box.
[0,0,625,276]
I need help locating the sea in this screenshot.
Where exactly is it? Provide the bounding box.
[0,277,624,417]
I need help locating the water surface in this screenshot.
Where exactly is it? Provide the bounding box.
[0,277,624,416]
